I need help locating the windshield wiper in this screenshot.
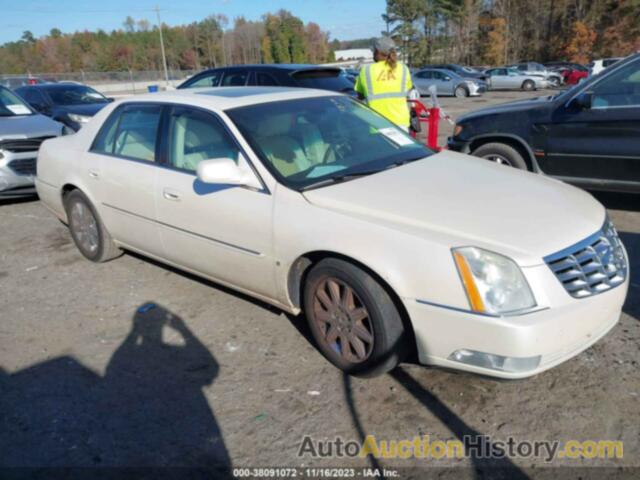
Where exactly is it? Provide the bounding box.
[300,170,379,191]
[300,157,424,191]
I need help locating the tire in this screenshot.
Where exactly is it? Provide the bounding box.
[303,258,408,377]
[522,80,535,91]
[64,189,122,262]
[454,85,469,98]
[472,142,528,170]
[548,76,560,88]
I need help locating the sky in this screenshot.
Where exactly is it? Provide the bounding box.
[0,0,388,44]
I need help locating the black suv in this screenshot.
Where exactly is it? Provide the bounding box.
[448,53,640,194]
[177,64,355,96]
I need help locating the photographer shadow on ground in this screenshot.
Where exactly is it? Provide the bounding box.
[0,303,231,478]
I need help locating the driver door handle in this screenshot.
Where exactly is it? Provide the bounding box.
[163,188,181,201]
[88,169,100,179]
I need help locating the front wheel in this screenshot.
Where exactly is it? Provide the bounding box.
[472,142,528,170]
[522,80,535,91]
[303,258,408,377]
[454,86,469,98]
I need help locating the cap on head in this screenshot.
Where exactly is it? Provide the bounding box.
[373,37,396,55]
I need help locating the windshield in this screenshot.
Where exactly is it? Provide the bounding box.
[227,96,432,191]
[0,87,33,116]
[44,85,109,106]
[292,70,355,93]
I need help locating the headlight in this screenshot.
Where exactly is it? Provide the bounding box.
[68,113,91,124]
[453,124,463,136]
[453,247,536,315]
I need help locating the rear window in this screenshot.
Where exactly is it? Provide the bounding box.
[291,70,354,93]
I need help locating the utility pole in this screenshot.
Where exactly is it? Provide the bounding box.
[155,5,170,88]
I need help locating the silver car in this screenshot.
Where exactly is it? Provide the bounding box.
[412,68,487,98]
[484,67,549,91]
[507,62,563,87]
[0,86,64,198]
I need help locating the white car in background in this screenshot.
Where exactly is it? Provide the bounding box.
[590,57,623,75]
[35,87,628,379]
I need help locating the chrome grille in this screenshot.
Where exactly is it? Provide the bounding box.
[8,158,37,176]
[0,136,53,153]
[544,220,627,298]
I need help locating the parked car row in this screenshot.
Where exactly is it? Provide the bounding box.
[448,53,640,194]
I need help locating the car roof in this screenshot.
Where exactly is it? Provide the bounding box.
[194,64,341,73]
[117,86,338,111]
[418,68,459,76]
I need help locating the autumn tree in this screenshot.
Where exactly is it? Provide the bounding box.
[563,21,597,64]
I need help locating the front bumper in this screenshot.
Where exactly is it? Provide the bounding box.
[404,269,628,379]
[446,136,471,153]
[0,150,38,197]
[468,83,486,96]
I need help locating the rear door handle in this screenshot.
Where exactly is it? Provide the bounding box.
[163,188,181,201]
[88,169,100,179]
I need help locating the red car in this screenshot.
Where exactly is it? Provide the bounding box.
[557,67,589,85]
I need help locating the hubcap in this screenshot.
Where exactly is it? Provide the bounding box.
[485,154,512,166]
[312,277,374,363]
[70,201,99,254]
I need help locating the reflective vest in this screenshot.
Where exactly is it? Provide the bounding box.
[355,61,412,127]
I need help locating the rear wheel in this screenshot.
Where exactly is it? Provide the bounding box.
[472,142,528,170]
[303,258,407,377]
[522,80,535,91]
[454,85,469,98]
[65,190,122,262]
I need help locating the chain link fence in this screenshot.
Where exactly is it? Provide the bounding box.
[0,69,199,95]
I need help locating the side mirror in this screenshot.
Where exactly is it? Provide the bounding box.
[107,97,115,103]
[196,156,261,190]
[572,91,592,110]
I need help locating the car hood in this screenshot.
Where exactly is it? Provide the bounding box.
[456,95,555,122]
[54,103,109,116]
[0,114,62,138]
[302,151,605,266]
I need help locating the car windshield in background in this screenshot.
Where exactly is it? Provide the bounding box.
[0,87,33,116]
[45,85,109,106]
[291,70,355,93]
[227,96,432,191]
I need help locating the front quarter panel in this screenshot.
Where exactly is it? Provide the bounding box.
[272,186,471,312]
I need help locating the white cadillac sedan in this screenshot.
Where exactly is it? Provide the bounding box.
[35,87,629,379]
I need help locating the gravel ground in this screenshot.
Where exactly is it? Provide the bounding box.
[0,90,639,479]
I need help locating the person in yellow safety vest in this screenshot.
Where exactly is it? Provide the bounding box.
[355,37,412,130]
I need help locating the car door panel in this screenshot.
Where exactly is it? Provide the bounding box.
[155,106,276,298]
[88,103,164,255]
[543,59,640,184]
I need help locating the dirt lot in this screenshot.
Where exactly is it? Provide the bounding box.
[1,90,639,479]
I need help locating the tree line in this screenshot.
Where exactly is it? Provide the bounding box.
[384,0,640,67]
[0,10,334,74]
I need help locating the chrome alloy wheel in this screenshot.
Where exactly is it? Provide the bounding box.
[485,154,513,166]
[70,201,99,254]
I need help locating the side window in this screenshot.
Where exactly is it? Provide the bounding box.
[21,89,46,106]
[167,107,239,173]
[432,71,444,80]
[592,60,640,108]
[92,104,162,162]
[256,72,279,86]
[91,107,122,154]
[221,70,249,87]
[185,71,222,88]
